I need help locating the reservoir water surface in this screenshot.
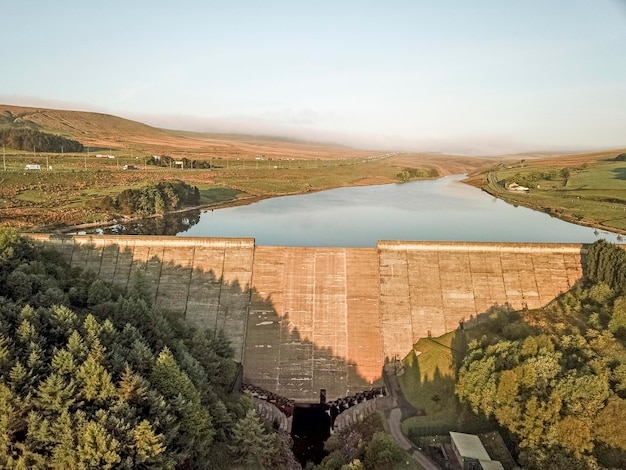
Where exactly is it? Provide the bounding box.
[158,174,621,246]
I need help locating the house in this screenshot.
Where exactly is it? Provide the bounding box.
[507,182,529,193]
[449,432,505,470]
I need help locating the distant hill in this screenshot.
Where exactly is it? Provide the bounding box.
[0,104,375,160]
[0,104,171,147]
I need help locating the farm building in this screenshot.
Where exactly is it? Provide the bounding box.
[449,432,505,470]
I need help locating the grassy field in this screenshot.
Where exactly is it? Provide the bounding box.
[399,332,462,434]
[2,104,489,230]
[470,153,626,234]
[0,152,451,229]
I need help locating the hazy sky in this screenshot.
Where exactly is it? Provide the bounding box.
[2,1,625,154]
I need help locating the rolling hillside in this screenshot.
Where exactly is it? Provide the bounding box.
[0,104,376,160]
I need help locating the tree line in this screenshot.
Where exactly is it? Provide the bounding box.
[146,155,212,170]
[93,181,201,217]
[0,128,83,153]
[0,230,297,469]
[456,240,626,469]
[396,167,439,183]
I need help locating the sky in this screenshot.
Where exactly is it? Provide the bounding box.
[1,1,625,155]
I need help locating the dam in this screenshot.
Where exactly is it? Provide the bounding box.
[29,234,585,401]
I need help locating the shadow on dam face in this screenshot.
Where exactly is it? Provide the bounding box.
[34,235,384,402]
[31,234,587,404]
[37,236,377,464]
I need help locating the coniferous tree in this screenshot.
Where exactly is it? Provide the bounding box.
[229,408,276,467]
[132,419,166,466]
[76,419,121,469]
[0,230,263,468]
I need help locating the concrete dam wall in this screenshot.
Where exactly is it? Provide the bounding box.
[29,235,584,402]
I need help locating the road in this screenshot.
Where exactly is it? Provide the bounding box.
[382,365,442,470]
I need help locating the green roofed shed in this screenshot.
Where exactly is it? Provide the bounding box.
[479,460,505,470]
[449,432,491,470]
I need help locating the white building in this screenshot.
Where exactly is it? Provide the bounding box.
[449,432,505,470]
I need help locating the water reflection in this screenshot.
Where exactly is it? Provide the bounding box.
[94,176,623,247]
[97,209,201,235]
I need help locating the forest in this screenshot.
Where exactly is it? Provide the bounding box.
[456,240,626,469]
[0,230,297,469]
[0,128,83,153]
[0,230,408,469]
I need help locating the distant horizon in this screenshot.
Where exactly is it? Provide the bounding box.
[1,99,623,157]
[2,1,625,156]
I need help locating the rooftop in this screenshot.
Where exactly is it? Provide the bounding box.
[450,432,491,461]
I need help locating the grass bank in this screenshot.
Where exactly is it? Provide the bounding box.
[0,154,430,230]
[471,157,626,235]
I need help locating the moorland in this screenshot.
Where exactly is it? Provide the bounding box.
[1,103,625,236]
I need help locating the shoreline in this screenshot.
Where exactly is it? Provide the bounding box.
[465,175,626,237]
[42,175,626,242]
[34,175,412,234]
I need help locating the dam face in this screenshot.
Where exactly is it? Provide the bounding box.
[30,235,584,401]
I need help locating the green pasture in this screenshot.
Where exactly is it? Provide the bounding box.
[196,185,246,205]
[399,330,487,439]
[399,332,461,432]
[1,149,415,228]
[211,159,401,196]
[486,160,626,232]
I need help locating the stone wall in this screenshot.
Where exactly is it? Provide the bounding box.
[29,235,585,401]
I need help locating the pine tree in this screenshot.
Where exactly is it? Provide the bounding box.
[229,408,275,466]
[0,384,16,464]
[51,348,77,377]
[76,420,121,469]
[127,332,154,365]
[117,365,148,404]
[82,314,104,347]
[77,350,116,403]
[25,411,52,458]
[36,373,77,415]
[133,419,166,465]
[51,305,79,331]
[151,348,215,460]
[49,410,78,469]
[66,330,88,363]
[9,361,28,392]
[0,334,13,374]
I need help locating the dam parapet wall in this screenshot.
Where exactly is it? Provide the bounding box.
[29,234,585,401]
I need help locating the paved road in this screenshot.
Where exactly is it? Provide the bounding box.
[382,365,442,470]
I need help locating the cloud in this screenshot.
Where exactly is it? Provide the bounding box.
[125,110,545,155]
[0,95,616,156]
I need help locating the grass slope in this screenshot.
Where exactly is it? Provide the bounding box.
[0,104,377,161]
[468,149,626,233]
